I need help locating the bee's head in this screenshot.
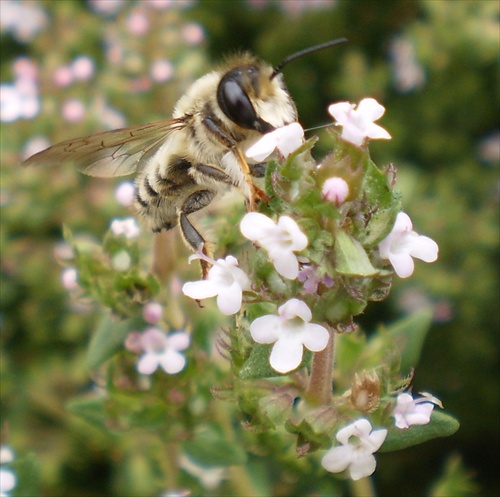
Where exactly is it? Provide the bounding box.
[216,39,347,134]
[216,56,296,133]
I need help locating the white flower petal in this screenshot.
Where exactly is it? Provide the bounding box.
[365,122,392,140]
[301,323,330,352]
[336,418,372,444]
[275,122,304,157]
[276,216,308,251]
[240,212,276,241]
[250,315,281,343]
[327,101,352,123]
[389,251,415,278]
[408,235,439,262]
[269,335,304,373]
[341,122,367,146]
[137,354,159,375]
[166,331,190,351]
[245,132,278,161]
[349,452,377,480]
[217,281,243,315]
[182,280,220,300]
[159,349,186,374]
[357,98,386,122]
[366,428,388,452]
[271,250,300,279]
[278,298,312,322]
[321,445,353,473]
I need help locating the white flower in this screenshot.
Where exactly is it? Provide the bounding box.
[245,122,304,162]
[182,254,251,315]
[321,418,387,481]
[136,328,190,375]
[393,393,435,429]
[61,267,79,290]
[240,213,308,279]
[0,468,16,497]
[379,212,438,278]
[250,298,329,373]
[110,217,140,239]
[328,98,391,147]
[322,176,350,205]
[115,181,136,207]
[0,446,14,465]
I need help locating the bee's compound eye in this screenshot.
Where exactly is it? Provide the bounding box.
[217,73,258,130]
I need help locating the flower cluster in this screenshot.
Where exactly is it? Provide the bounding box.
[177,96,445,481]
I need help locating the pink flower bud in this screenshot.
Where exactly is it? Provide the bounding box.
[143,302,163,324]
[322,177,349,205]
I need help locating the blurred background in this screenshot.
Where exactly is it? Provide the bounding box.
[1,1,498,496]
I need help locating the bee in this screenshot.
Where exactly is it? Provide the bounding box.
[23,39,346,275]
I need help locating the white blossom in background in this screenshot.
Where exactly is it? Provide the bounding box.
[321,418,387,481]
[0,0,48,42]
[322,176,350,205]
[182,254,251,315]
[0,468,16,497]
[61,267,79,291]
[393,393,435,429]
[115,182,136,207]
[0,447,14,464]
[245,122,304,162]
[379,212,438,278]
[328,98,391,147]
[240,213,308,279]
[136,328,190,375]
[250,299,329,374]
[111,250,132,272]
[110,217,140,239]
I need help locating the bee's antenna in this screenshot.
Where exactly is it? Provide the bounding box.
[270,37,348,80]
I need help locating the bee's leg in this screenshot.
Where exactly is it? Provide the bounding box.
[179,189,217,278]
[248,162,267,178]
[202,117,267,210]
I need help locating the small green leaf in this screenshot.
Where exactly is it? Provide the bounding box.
[239,344,279,379]
[380,410,460,452]
[182,426,247,467]
[86,313,134,370]
[334,230,378,276]
[387,307,433,373]
[66,396,108,431]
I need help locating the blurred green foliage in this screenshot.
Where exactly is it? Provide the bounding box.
[1,1,498,496]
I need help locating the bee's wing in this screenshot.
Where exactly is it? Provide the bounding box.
[21,118,188,177]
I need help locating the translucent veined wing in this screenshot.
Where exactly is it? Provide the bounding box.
[21,117,189,177]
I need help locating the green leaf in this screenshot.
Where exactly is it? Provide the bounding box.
[387,307,434,373]
[66,396,108,431]
[380,410,460,452]
[11,453,40,497]
[239,344,279,379]
[182,426,247,467]
[334,230,378,276]
[86,313,134,370]
[359,159,401,246]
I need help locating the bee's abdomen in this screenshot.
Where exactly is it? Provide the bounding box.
[134,156,197,232]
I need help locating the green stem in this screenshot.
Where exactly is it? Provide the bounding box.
[350,476,376,497]
[305,325,335,405]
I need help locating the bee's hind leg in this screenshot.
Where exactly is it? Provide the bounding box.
[179,189,217,278]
